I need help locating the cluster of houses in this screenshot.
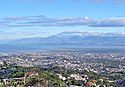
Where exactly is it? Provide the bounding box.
[0,67,39,87]
[57,73,107,87]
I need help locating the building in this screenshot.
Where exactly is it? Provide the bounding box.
[25,72,38,76]
[3,76,25,87]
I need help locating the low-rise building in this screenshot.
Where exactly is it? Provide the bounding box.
[3,76,25,86]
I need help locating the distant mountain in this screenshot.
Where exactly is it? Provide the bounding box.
[11,31,125,46]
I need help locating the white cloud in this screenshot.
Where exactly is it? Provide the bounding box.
[0,15,125,28]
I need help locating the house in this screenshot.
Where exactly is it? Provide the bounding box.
[25,72,39,77]
[3,76,25,86]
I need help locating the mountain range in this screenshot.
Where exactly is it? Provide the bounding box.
[11,31,125,46]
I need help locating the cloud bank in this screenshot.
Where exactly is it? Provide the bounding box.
[0,15,125,28]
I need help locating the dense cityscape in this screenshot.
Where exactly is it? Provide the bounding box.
[0,49,125,86]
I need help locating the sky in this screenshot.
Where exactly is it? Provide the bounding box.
[0,0,125,40]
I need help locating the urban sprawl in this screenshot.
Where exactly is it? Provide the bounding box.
[0,49,125,87]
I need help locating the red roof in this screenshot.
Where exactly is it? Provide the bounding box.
[25,72,38,75]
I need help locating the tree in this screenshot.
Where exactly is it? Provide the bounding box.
[3,61,7,67]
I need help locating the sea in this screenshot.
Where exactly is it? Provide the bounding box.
[0,44,125,53]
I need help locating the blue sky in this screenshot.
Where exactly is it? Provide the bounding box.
[0,0,125,40]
